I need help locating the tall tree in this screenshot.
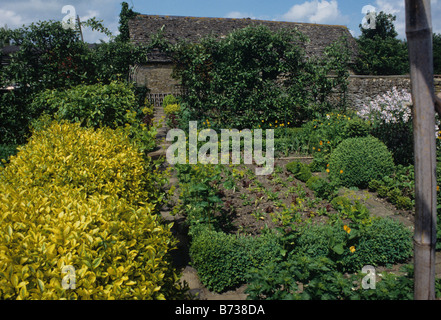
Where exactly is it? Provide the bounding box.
[355,11,409,75]
[117,2,139,42]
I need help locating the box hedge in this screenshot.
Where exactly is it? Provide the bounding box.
[328,136,395,188]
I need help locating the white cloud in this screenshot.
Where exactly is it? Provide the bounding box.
[282,0,347,24]
[225,11,260,20]
[372,0,441,38]
[0,0,121,43]
[0,9,26,27]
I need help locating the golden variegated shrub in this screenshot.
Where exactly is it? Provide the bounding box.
[0,122,182,300]
[1,121,148,205]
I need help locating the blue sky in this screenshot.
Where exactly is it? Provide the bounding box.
[1,0,440,42]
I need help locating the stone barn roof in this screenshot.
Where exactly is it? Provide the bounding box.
[128,14,357,63]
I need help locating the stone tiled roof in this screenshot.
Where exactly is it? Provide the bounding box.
[128,14,357,63]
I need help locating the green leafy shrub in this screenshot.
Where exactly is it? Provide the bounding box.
[286,161,312,182]
[246,256,416,300]
[396,196,413,210]
[189,225,283,293]
[377,185,390,198]
[296,113,370,172]
[173,25,350,129]
[0,122,183,300]
[341,218,413,272]
[0,144,18,165]
[387,188,402,204]
[328,136,395,188]
[297,113,370,155]
[330,196,371,223]
[163,94,178,107]
[246,255,355,300]
[30,81,136,129]
[291,218,412,273]
[293,222,349,260]
[306,176,337,200]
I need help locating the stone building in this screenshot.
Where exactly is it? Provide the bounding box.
[128,14,358,98]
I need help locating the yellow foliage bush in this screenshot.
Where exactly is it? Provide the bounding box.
[0,122,183,300]
[2,122,149,205]
[164,104,181,115]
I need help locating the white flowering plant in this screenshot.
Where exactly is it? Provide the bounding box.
[356,88,415,165]
[357,87,412,125]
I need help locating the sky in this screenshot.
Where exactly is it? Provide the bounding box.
[1,0,441,43]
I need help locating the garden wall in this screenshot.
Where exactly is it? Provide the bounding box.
[133,64,441,111]
[132,63,180,93]
[346,75,441,110]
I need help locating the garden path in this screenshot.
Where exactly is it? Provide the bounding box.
[149,104,248,300]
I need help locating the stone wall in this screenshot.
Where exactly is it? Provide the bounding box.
[132,63,181,93]
[133,62,441,109]
[343,75,441,110]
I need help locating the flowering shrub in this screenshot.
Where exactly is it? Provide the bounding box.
[356,87,417,165]
[357,87,412,124]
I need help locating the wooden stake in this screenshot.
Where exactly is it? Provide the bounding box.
[77,15,84,42]
[405,0,437,300]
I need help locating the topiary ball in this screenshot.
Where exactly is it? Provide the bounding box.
[328,135,395,189]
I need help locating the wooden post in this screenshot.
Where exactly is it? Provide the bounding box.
[76,15,84,42]
[405,0,437,300]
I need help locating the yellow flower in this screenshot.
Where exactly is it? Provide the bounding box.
[262,120,264,123]
[349,246,356,253]
[437,186,440,192]
[326,169,330,173]
[312,147,315,150]
[317,148,321,152]
[288,122,290,125]
[319,141,323,146]
[343,225,351,234]
[327,164,330,167]
[327,141,330,144]
[275,120,278,123]
[340,170,344,174]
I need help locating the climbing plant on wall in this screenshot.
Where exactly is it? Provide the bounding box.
[172,25,351,129]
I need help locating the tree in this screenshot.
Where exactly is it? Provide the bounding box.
[172,25,351,128]
[355,12,409,75]
[116,2,139,42]
[0,2,150,145]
